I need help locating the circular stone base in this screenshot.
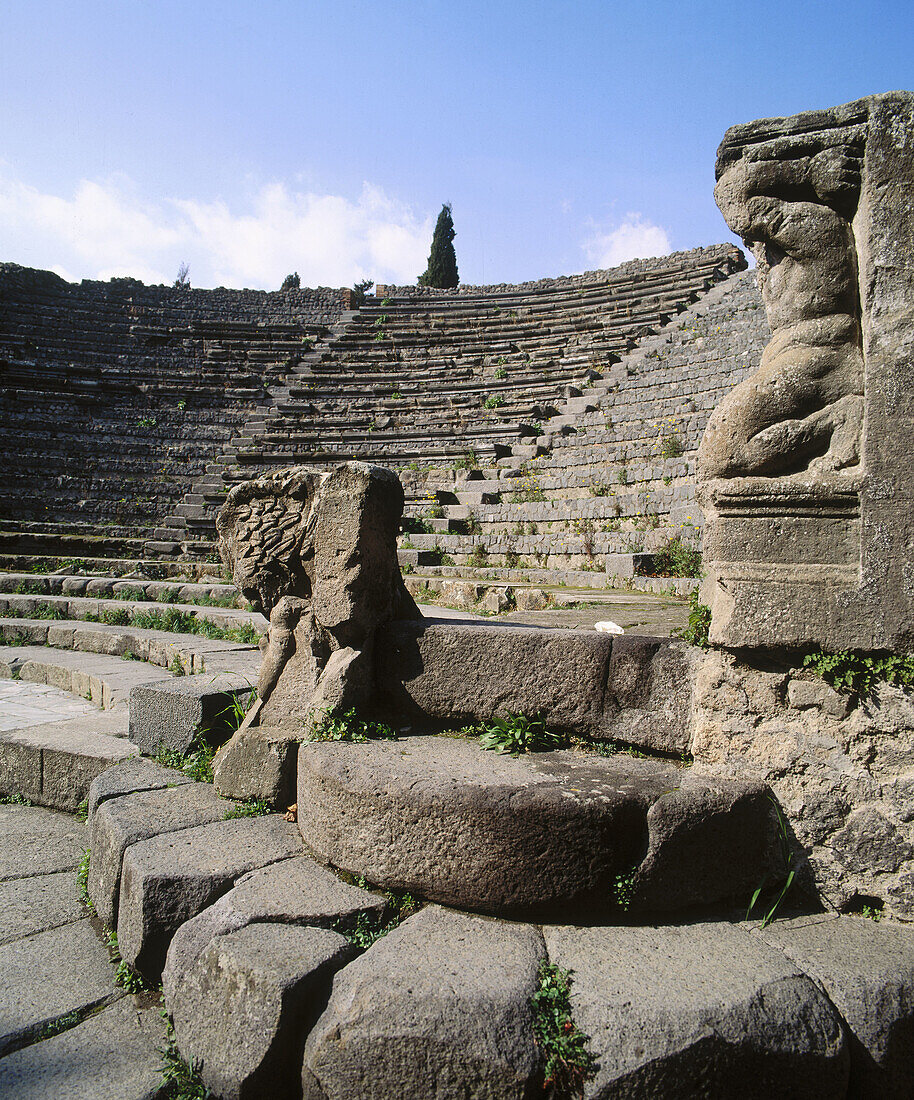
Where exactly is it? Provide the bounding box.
[297,735,772,915]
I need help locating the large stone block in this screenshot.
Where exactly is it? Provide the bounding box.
[297,735,773,916]
[757,913,914,1099]
[377,621,696,753]
[88,781,232,929]
[171,923,354,1100]
[544,922,849,1098]
[212,723,300,808]
[128,674,255,755]
[302,906,544,1099]
[163,854,385,993]
[116,815,302,979]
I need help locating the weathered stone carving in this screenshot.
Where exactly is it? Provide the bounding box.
[697,93,914,652]
[217,462,420,729]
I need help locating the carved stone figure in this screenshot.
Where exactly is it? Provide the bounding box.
[697,93,914,652]
[216,463,419,727]
[699,141,865,481]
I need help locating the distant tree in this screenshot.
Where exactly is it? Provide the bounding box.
[173,262,190,289]
[281,271,301,290]
[351,277,374,308]
[417,204,458,288]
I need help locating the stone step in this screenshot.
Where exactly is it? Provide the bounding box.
[297,733,774,916]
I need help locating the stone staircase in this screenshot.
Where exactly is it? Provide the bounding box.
[150,244,749,563]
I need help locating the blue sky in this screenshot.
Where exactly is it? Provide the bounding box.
[1,0,911,289]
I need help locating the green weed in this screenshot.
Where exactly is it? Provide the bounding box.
[223,798,272,820]
[77,848,94,912]
[746,796,796,928]
[531,962,596,1098]
[673,588,711,648]
[802,649,914,698]
[478,713,566,755]
[158,1011,212,1099]
[155,733,216,784]
[338,888,419,951]
[306,707,398,744]
[0,791,34,806]
[644,537,702,578]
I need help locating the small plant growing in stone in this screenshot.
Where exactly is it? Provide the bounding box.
[494,365,507,379]
[531,962,596,1098]
[155,732,216,784]
[223,798,272,820]
[479,713,565,755]
[860,903,885,922]
[647,536,702,578]
[483,394,506,409]
[746,796,796,928]
[453,450,479,470]
[468,543,488,568]
[802,649,914,698]
[673,589,711,648]
[306,707,397,743]
[281,271,300,290]
[158,1011,210,1099]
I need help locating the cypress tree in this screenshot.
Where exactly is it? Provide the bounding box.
[418,203,459,288]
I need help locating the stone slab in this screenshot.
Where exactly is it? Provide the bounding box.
[164,854,386,992]
[0,720,136,813]
[0,996,165,1100]
[376,621,695,753]
[757,913,914,1098]
[0,871,84,946]
[376,620,613,735]
[212,723,301,807]
[0,919,121,1057]
[128,674,255,755]
[117,815,303,978]
[87,757,191,818]
[299,735,770,916]
[171,923,354,1100]
[0,805,86,881]
[88,781,233,929]
[543,922,849,1098]
[302,906,545,1100]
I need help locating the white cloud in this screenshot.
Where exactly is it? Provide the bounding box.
[583,214,671,269]
[0,171,433,289]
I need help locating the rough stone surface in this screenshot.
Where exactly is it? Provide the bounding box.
[128,674,254,754]
[0,997,165,1100]
[163,854,385,992]
[302,906,545,1099]
[698,92,914,652]
[88,781,233,929]
[377,620,613,735]
[543,921,849,1099]
[691,648,914,918]
[0,919,121,1057]
[756,913,914,1098]
[298,735,773,915]
[0,723,136,813]
[86,758,191,818]
[0,871,84,946]
[378,621,696,754]
[0,805,86,881]
[116,815,302,978]
[171,923,354,1100]
[212,723,300,807]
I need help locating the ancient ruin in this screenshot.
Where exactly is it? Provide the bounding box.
[1,93,913,1099]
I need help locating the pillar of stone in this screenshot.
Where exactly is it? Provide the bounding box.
[697,92,914,652]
